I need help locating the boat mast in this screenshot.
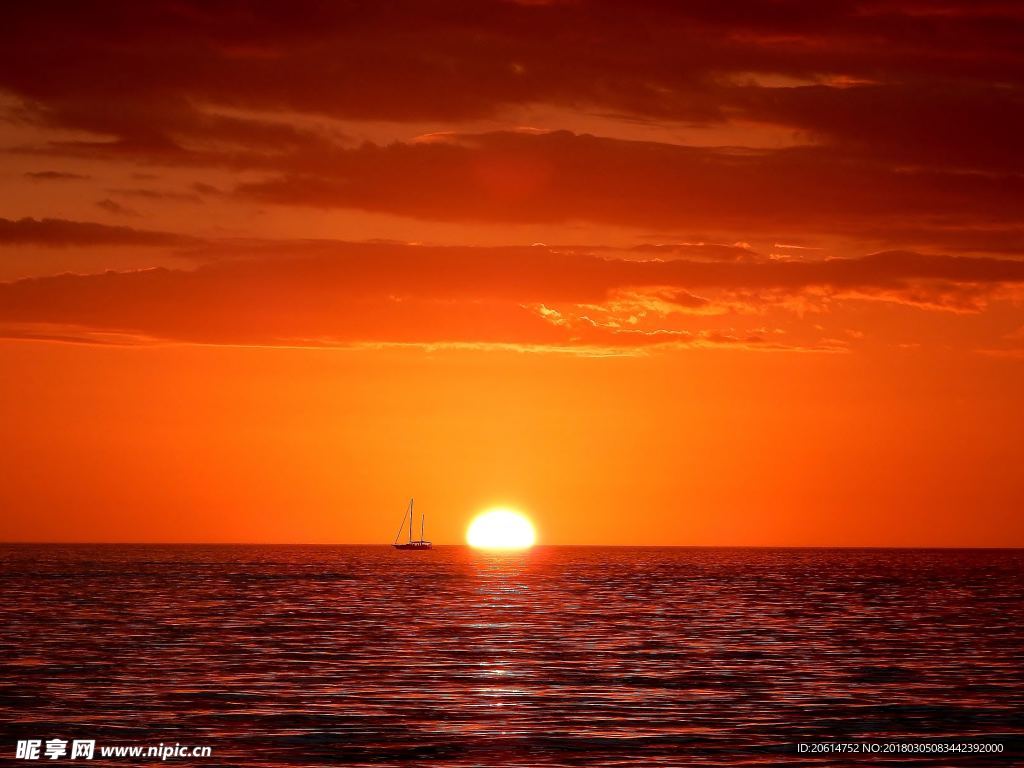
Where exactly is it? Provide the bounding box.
[408,498,414,543]
[393,501,409,545]
[420,509,425,542]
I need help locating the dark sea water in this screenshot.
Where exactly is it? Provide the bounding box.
[1,546,1022,767]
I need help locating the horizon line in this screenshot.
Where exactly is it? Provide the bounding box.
[1,541,1021,550]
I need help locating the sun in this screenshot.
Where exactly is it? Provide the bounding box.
[466,508,537,550]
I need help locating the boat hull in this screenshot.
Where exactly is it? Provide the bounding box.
[393,542,432,550]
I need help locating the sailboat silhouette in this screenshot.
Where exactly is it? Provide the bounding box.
[392,498,432,550]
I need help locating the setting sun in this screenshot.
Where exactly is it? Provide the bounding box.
[466,508,537,550]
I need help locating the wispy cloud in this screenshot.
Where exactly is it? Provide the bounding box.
[0,216,198,246]
[1,243,1021,349]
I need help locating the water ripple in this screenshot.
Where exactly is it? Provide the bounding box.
[1,545,1022,765]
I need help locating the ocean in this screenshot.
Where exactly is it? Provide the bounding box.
[1,545,1021,766]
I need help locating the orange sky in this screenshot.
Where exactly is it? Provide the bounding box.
[1,1,1023,545]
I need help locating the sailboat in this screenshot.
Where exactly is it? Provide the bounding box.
[392,498,432,550]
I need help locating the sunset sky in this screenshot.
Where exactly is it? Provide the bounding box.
[1,1,1022,546]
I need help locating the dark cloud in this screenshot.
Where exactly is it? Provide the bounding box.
[0,216,197,247]
[107,188,203,203]
[735,81,1024,173]
[2,2,1023,261]
[2,0,1022,172]
[233,130,1024,252]
[191,182,222,196]
[95,199,141,217]
[24,170,90,181]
